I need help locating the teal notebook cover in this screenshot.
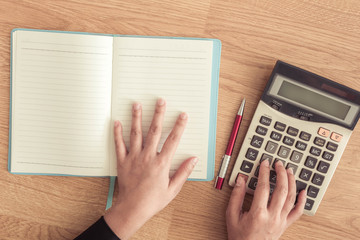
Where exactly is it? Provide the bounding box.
[8,28,221,181]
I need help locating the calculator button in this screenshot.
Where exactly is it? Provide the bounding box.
[251,135,264,148]
[283,136,295,146]
[326,142,338,152]
[299,131,311,141]
[310,146,322,156]
[317,161,330,173]
[254,166,260,177]
[312,173,325,186]
[265,141,278,154]
[270,131,282,141]
[290,150,303,163]
[305,198,314,210]
[272,158,286,169]
[330,132,342,142]
[278,146,291,159]
[269,170,277,184]
[240,160,254,173]
[269,184,276,196]
[246,148,259,161]
[248,177,258,190]
[260,153,273,165]
[287,163,298,175]
[260,116,272,126]
[295,141,307,151]
[296,180,307,193]
[307,186,320,198]
[304,156,318,169]
[299,168,312,181]
[322,151,334,161]
[256,125,268,136]
[314,137,326,147]
[274,122,286,132]
[287,126,299,136]
[318,127,330,138]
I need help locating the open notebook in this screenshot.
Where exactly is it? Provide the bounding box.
[8,29,221,180]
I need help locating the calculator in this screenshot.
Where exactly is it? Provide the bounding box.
[228,61,360,216]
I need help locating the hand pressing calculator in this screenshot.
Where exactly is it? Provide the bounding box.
[228,61,360,216]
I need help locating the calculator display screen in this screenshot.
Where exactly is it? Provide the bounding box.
[277,80,351,120]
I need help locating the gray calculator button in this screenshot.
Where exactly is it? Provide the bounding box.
[312,173,325,186]
[265,141,278,154]
[254,166,260,177]
[295,141,307,151]
[251,135,264,148]
[299,168,312,181]
[307,186,320,198]
[283,136,295,146]
[290,150,303,163]
[314,137,326,147]
[322,151,334,161]
[260,153,273,165]
[240,160,254,173]
[287,163,298,175]
[246,148,259,161]
[270,131,282,141]
[326,142,338,152]
[310,146,322,156]
[296,180,307,193]
[256,125,268,136]
[274,122,286,132]
[272,158,286,169]
[305,198,314,210]
[278,146,291,159]
[299,131,311,141]
[287,126,299,136]
[317,161,330,173]
[305,156,317,169]
[269,170,277,184]
[260,116,272,126]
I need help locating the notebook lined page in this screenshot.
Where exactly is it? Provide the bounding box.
[11,31,113,176]
[110,37,213,179]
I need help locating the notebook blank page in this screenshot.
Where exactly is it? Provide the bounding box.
[10,31,113,176]
[110,37,213,179]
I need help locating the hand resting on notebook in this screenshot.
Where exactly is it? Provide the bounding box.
[104,99,198,239]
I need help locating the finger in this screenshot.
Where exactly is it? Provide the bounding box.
[286,190,306,225]
[114,120,127,162]
[169,157,198,197]
[269,160,288,213]
[130,103,142,153]
[251,160,270,210]
[226,175,247,223]
[160,112,188,163]
[144,98,166,152]
[281,167,297,216]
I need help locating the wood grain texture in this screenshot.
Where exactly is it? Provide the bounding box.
[1,0,360,239]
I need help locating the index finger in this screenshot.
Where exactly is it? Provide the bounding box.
[160,112,188,161]
[251,160,270,210]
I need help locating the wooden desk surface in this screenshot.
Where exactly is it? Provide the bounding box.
[1,0,360,239]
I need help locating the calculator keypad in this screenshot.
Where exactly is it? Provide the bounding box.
[232,113,345,215]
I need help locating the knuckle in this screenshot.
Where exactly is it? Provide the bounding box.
[278,185,288,196]
[251,208,267,223]
[155,105,165,114]
[149,124,161,135]
[131,128,142,136]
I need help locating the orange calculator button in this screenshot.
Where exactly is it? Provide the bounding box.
[330,132,343,142]
[318,127,330,138]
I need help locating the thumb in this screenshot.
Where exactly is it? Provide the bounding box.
[226,174,247,222]
[169,157,198,196]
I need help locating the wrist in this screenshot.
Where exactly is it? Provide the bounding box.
[104,202,151,240]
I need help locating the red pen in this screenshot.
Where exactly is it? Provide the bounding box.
[215,98,246,190]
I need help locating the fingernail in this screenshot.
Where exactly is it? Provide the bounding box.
[236,175,243,186]
[157,98,165,106]
[114,120,119,127]
[287,167,293,175]
[191,157,199,166]
[133,103,141,110]
[180,112,188,120]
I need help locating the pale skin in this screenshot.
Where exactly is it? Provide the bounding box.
[104,99,306,240]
